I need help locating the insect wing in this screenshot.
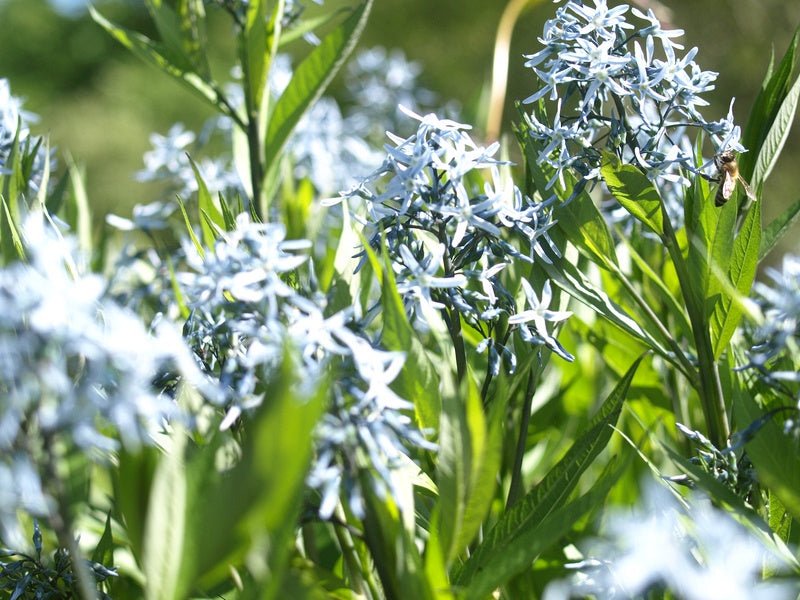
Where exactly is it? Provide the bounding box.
[715,171,736,206]
[737,175,757,202]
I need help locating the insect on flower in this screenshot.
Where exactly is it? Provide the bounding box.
[714,149,756,206]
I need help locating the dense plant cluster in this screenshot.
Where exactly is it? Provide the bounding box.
[1,1,800,599]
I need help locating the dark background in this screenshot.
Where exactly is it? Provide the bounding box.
[1,0,798,257]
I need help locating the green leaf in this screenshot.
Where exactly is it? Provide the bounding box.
[35,139,51,210]
[243,0,280,113]
[167,257,190,320]
[187,156,224,248]
[684,179,734,316]
[600,152,663,236]
[0,195,24,263]
[263,0,373,201]
[768,491,792,545]
[361,480,436,600]
[0,119,22,224]
[145,0,195,72]
[190,351,326,594]
[733,390,800,520]
[114,445,159,564]
[461,460,624,600]
[283,178,313,240]
[739,26,799,180]
[91,6,225,118]
[143,431,188,600]
[752,71,800,188]
[277,7,350,46]
[618,235,692,338]
[177,0,210,78]
[65,156,92,255]
[454,376,507,555]
[380,261,441,431]
[542,258,671,360]
[177,196,205,259]
[436,372,486,566]
[710,204,761,358]
[760,197,800,260]
[219,190,239,232]
[454,355,643,589]
[91,512,116,571]
[44,170,70,216]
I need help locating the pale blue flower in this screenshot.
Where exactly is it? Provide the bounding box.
[544,481,796,600]
[177,213,434,519]
[137,121,242,198]
[395,243,469,311]
[342,109,572,370]
[508,279,573,360]
[746,255,800,391]
[0,79,53,193]
[522,0,745,214]
[0,215,202,543]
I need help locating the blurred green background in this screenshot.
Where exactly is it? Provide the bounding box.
[0,0,799,257]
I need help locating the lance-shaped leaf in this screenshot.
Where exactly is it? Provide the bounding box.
[739,25,799,180]
[760,197,800,260]
[710,203,761,358]
[263,0,373,200]
[453,355,643,592]
[91,6,228,119]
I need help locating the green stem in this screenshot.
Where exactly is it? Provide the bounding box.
[660,211,730,447]
[332,503,377,600]
[506,368,536,509]
[444,308,468,385]
[607,260,698,387]
[237,36,265,221]
[41,438,97,600]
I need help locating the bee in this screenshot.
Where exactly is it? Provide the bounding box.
[714,149,756,207]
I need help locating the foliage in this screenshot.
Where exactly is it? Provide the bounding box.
[1,1,800,599]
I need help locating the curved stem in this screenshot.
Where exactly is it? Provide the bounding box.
[235,21,266,220]
[41,436,97,600]
[487,0,544,141]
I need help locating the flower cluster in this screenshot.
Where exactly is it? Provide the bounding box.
[545,482,794,600]
[135,122,242,201]
[747,254,800,378]
[0,216,198,546]
[178,213,434,517]
[522,0,743,224]
[340,107,572,371]
[0,78,52,194]
[343,46,442,142]
[742,254,800,435]
[673,423,756,501]
[273,47,448,194]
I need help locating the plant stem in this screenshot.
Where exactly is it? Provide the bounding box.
[506,367,536,508]
[238,36,265,221]
[444,307,468,385]
[41,438,97,600]
[332,503,377,600]
[487,0,545,141]
[607,260,698,387]
[660,211,730,447]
